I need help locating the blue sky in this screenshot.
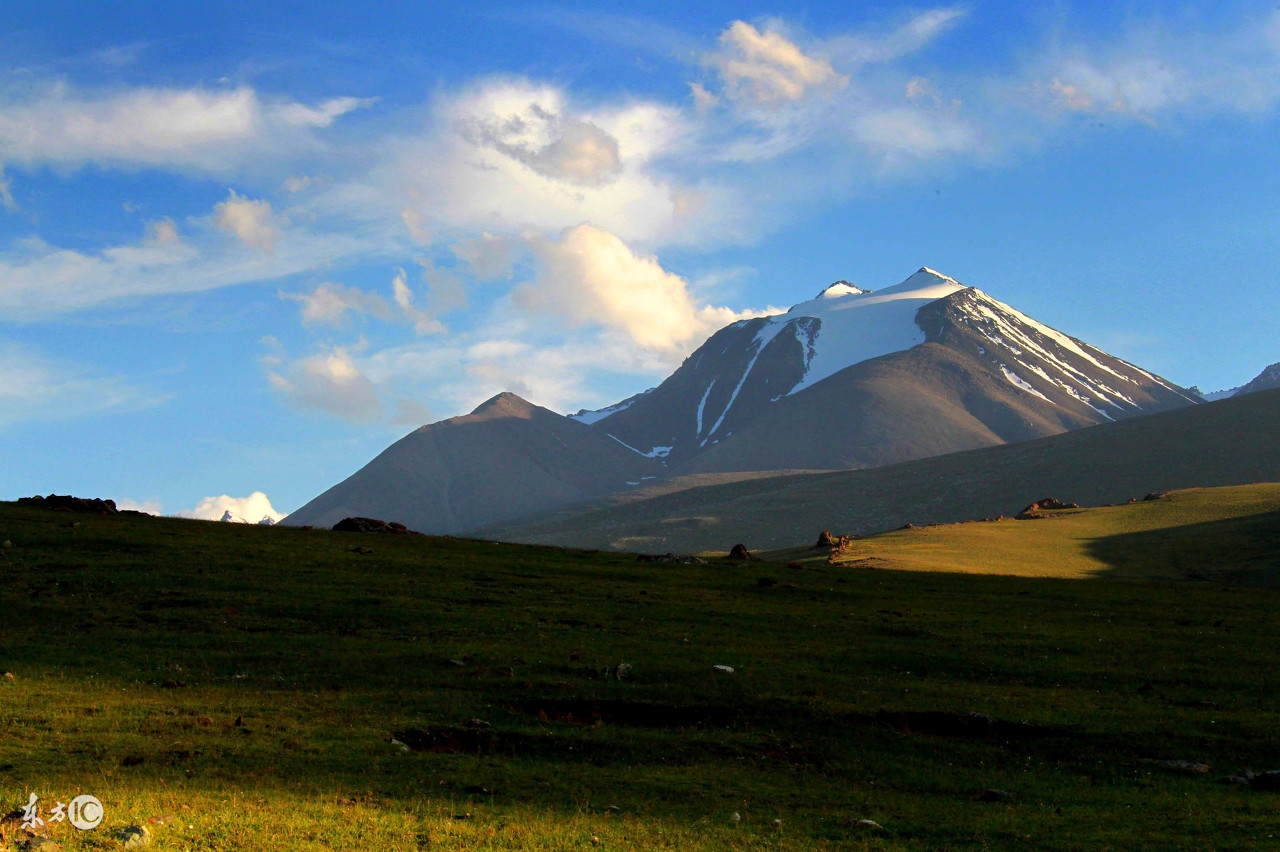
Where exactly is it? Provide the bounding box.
[2,2,1278,520]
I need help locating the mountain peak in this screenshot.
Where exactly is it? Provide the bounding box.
[815,280,870,299]
[470,392,538,418]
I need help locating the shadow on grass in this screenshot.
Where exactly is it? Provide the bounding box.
[1084,509,1280,585]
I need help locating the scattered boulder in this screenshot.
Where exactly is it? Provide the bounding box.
[1156,759,1210,774]
[1144,491,1172,501]
[728,544,754,560]
[332,517,419,534]
[115,825,152,848]
[712,665,735,674]
[18,494,118,515]
[757,577,778,587]
[1016,497,1080,519]
[1225,770,1280,790]
[815,530,836,548]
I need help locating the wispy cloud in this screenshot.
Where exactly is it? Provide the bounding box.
[0,341,166,426]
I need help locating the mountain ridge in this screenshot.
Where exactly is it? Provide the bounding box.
[286,267,1201,536]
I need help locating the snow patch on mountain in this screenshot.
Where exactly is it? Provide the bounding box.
[767,268,967,396]
[695,379,716,435]
[607,433,672,459]
[999,365,1051,401]
[570,389,651,424]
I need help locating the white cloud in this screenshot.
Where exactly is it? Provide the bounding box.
[391,268,448,335]
[710,20,848,105]
[213,189,277,251]
[117,497,163,515]
[452,232,523,281]
[281,282,394,326]
[267,346,383,421]
[400,208,431,244]
[0,166,16,211]
[145,217,181,245]
[273,96,375,128]
[0,207,366,318]
[181,491,284,523]
[519,223,765,352]
[0,82,367,176]
[375,78,710,246]
[0,84,261,173]
[1034,12,1280,120]
[0,341,163,426]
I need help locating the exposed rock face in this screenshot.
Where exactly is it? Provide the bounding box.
[728,543,753,560]
[1015,497,1080,519]
[332,517,417,534]
[17,494,118,515]
[1234,362,1280,397]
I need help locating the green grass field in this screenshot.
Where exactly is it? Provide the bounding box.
[2,491,1280,850]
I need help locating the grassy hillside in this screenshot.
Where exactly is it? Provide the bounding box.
[767,484,1280,585]
[480,388,1280,553]
[2,501,1280,850]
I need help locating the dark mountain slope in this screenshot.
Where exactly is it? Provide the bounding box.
[283,393,660,533]
[478,387,1280,553]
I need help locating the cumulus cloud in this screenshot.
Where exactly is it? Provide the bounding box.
[459,88,623,186]
[267,346,382,421]
[281,282,394,326]
[710,20,848,105]
[182,491,284,523]
[518,223,764,352]
[0,341,163,426]
[117,497,163,515]
[379,78,706,246]
[214,189,277,251]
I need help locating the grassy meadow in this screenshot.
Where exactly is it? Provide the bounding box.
[2,492,1280,850]
[772,484,1280,584]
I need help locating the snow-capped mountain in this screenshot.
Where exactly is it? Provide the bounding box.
[219,510,276,525]
[288,267,1200,535]
[589,268,1197,470]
